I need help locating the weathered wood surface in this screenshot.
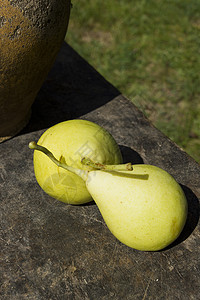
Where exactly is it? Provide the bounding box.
[1,42,200,299]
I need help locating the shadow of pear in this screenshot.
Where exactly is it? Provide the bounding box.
[119,145,144,165]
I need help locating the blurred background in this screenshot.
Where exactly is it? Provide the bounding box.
[65,0,200,163]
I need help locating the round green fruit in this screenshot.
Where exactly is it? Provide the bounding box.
[33,119,122,204]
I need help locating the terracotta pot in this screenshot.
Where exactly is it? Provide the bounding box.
[0,0,71,142]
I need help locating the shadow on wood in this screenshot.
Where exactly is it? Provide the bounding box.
[21,42,120,134]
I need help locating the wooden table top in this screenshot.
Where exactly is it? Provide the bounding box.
[1,42,200,300]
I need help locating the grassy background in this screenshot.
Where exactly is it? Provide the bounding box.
[65,0,200,163]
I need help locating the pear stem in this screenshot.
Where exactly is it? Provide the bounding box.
[28,141,88,181]
[81,157,133,171]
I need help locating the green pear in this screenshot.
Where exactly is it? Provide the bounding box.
[85,166,187,251]
[32,119,122,205]
[29,142,188,251]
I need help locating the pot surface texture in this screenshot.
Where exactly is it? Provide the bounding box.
[0,0,71,141]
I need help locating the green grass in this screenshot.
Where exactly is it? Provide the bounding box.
[65,0,200,163]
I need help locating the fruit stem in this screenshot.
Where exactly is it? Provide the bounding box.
[81,157,133,171]
[28,141,88,181]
